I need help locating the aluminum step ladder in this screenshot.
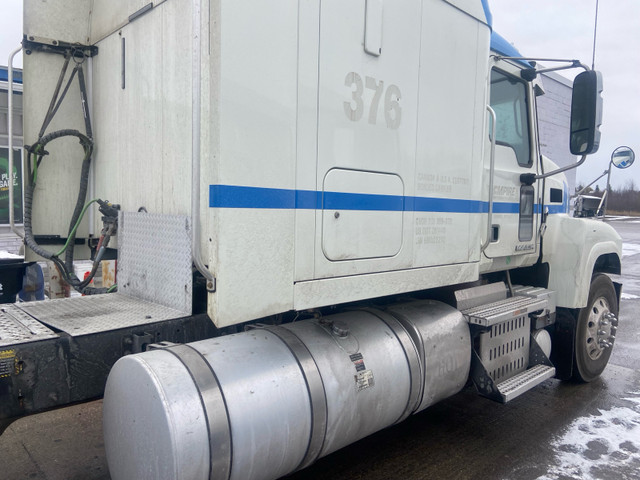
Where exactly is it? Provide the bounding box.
[457,283,556,403]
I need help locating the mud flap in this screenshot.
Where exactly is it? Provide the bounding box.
[550,309,576,380]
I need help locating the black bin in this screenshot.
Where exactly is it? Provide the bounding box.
[0,258,28,304]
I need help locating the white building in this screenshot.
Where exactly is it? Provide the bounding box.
[537,70,577,193]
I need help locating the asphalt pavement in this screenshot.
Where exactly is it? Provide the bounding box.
[1,218,639,480]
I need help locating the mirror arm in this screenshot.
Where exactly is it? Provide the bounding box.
[573,169,609,196]
[520,155,588,185]
[522,61,589,80]
[493,56,590,80]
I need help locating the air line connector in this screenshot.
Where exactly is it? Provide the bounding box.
[98,200,120,236]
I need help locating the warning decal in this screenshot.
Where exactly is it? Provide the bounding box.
[355,370,375,391]
[349,353,374,391]
[349,352,366,372]
[0,349,16,378]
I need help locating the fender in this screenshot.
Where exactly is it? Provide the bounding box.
[543,214,621,308]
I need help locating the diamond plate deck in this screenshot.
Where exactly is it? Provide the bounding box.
[462,295,548,327]
[16,295,188,337]
[0,305,58,347]
[118,212,192,315]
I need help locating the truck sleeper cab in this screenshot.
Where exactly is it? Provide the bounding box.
[0,1,622,479]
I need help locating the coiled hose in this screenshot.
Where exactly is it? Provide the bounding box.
[24,129,108,294]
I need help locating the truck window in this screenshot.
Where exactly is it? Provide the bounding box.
[489,69,532,168]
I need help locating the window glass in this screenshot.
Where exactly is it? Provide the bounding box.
[0,148,23,224]
[518,185,534,242]
[490,69,532,167]
[0,90,24,138]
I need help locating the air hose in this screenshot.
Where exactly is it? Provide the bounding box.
[23,52,115,295]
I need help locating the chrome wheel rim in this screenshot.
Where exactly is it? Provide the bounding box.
[585,296,615,360]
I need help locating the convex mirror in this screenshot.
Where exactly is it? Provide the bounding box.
[611,146,635,169]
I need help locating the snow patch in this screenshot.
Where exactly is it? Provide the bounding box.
[0,250,23,260]
[536,391,640,480]
[621,293,640,300]
[622,243,640,258]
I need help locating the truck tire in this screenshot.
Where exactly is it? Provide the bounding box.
[573,274,618,382]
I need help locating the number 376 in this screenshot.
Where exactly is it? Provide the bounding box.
[343,72,402,129]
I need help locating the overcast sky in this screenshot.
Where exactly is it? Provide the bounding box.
[0,0,22,68]
[2,0,639,188]
[488,0,640,190]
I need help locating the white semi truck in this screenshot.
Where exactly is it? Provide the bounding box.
[0,1,623,479]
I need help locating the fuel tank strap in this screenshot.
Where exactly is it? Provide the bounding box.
[263,325,328,470]
[165,344,232,480]
[360,308,423,422]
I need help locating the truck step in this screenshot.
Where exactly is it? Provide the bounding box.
[464,286,557,403]
[462,295,548,327]
[495,364,556,403]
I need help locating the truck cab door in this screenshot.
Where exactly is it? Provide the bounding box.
[483,63,540,261]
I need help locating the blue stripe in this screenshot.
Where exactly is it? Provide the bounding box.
[209,184,564,215]
[210,185,297,209]
[412,196,485,213]
[546,204,568,215]
[493,202,520,214]
[295,190,319,209]
[324,191,405,211]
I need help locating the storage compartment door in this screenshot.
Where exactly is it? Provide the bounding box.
[322,169,403,261]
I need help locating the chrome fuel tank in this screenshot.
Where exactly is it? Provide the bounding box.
[103,302,470,480]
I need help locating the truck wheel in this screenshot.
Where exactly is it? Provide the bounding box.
[573,274,618,382]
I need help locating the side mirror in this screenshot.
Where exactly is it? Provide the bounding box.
[611,146,635,169]
[570,70,603,155]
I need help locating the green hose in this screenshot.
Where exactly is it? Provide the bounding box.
[54,198,100,256]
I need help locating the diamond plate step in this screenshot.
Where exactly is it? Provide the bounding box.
[0,305,58,347]
[462,295,548,327]
[496,364,556,403]
[512,286,556,311]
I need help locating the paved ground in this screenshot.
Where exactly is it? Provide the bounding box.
[1,218,640,480]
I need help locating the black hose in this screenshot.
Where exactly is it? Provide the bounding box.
[64,143,93,281]
[75,234,111,291]
[43,67,78,136]
[38,56,71,139]
[23,182,56,260]
[23,130,99,293]
[24,57,111,296]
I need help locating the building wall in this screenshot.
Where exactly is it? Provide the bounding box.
[536,70,577,193]
[0,66,24,255]
[0,234,23,254]
[0,66,23,147]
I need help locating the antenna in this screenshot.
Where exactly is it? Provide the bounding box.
[592,0,600,69]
